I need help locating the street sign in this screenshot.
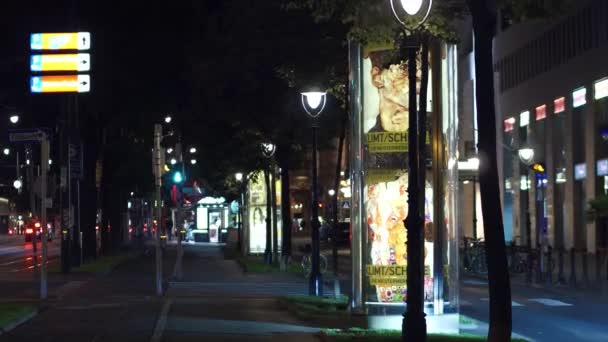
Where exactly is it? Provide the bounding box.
[30,53,91,72]
[30,32,91,51]
[8,129,48,143]
[30,74,90,93]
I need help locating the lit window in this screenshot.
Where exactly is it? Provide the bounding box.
[597,159,608,176]
[554,97,565,114]
[504,117,516,132]
[535,105,546,120]
[519,111,530,127]
[594,78,608,100]
[575,163,586,180]
[556,169,567,184]
[572,87,587,108]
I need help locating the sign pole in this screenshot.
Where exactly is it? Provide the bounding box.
[154,124,163,296]
[40,135,49,300]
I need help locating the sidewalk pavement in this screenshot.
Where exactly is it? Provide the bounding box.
[160,243,327,341]
[2,243,327,341]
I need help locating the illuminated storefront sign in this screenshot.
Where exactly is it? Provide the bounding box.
[575,163,587,180]
[30,53,90,72]
[30,32,91,51]
[535,104,546,121]
[554,97,565,114]
[572,87,587,108]
[519,111,530,127]
[594,78,608,100]
[597,159,608,176]
[504,117,516,132]
[30,74,90,93]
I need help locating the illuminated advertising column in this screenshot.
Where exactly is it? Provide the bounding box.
[349,41,460,332]
[248,172,267,254]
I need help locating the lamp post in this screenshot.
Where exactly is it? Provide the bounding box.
[302,91,327,296]
[390,1,432,340]
[235,172,244,252]
[261,142,276,265]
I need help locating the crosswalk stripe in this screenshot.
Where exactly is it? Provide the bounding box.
[528,298,572,306]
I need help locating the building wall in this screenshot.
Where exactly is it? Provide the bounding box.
[493,0,608,253]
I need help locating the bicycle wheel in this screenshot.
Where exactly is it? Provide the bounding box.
[301,255,312,276]
[319,255,328,274]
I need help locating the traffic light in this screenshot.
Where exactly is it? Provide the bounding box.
[173,170,183,184]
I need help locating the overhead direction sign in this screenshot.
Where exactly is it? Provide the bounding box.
[30,53,90,72]
[30,74,90,93]
[8,129,49,143]
[30,32,91,51]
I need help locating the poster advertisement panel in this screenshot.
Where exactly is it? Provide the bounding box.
[362,48,434,304]
[249,174,267,253]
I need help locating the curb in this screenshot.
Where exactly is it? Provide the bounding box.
[0,309,38,335]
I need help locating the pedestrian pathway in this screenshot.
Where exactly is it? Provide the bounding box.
[159,244,326,341]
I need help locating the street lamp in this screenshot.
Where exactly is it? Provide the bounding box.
[301,90,327,296]
[13,179,22,190]
[170,158,177,165]
[518,145,535,165]
[9,115,19,124]
[167,148,173,154]
[261,142,276,265]
[328,189,336,197]
[3,148,9,156]
[235,172,244,251]
[164,115,172,124]
[189,147,197,154]
[190,159,197,165]
[390,0,433,340]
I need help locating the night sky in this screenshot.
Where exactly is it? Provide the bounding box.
[0,0,347,194]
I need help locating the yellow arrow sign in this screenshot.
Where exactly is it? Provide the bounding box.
[30,32,91,51]
[30,53,90,72]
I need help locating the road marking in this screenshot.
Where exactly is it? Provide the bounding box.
[151,297,172,342]
[463,279,487,286]
[528,298,572,306]
[480,298,523,307]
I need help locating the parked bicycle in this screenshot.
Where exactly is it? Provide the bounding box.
[299,244,328,277]
[462,237,487,275]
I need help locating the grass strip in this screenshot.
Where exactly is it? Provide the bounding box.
[323,329,528,342]
[237,255,302,274]
[49,252,137,274]
[0,304,36,330]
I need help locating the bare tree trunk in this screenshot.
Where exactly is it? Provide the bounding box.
[467,0,512,340]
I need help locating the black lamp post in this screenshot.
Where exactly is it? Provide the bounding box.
[390,1,432,341]
[302,91,327,296]
[261,142,276,265]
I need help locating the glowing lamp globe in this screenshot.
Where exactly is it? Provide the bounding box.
[400,0,423,15]
[301,92,327,118]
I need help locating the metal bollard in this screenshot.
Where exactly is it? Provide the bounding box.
[557,247,566,284]
[569,247,577,288]
[547,245,553,285]
[582,248,590,287]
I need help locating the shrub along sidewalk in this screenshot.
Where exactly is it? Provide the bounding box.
[0,303,37,334]
[321,329,528,342]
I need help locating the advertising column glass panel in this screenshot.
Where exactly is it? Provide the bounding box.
[351,41,459,333]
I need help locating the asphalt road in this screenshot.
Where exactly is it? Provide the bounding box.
[311,243,608,342]
[0,234,61,298]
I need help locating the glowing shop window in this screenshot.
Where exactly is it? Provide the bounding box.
[520,175,530,190]
[597,159,608,176]
[535,105,546,120]
[572,87,587,108]
[519,111,530,127]
[554,97,565,114]
[504,117,516,132]
[575,163,586,180]
[594,78,608,100]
